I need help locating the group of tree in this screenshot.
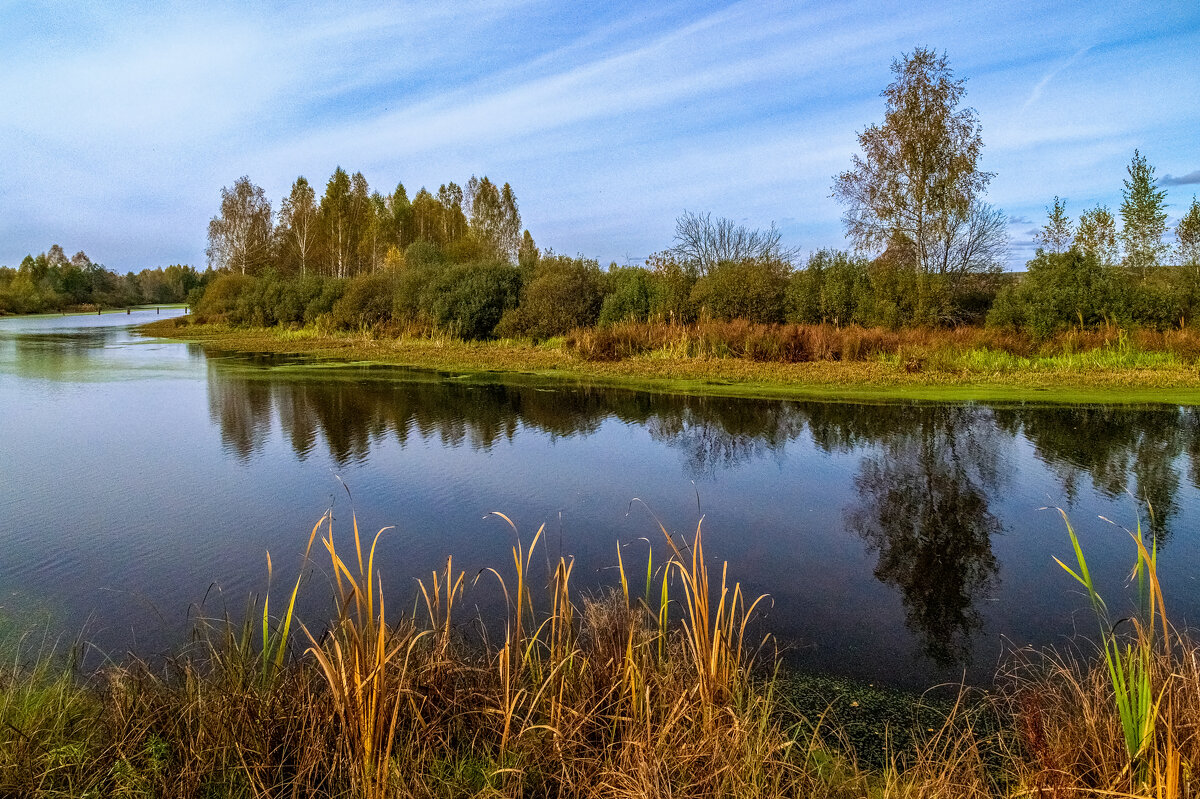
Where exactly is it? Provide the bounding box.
[988,153,1200,336]
[206,169,526,279]
[0,244,212,314]
[191,46,1200,342]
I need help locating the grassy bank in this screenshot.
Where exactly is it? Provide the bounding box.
[143,317,1200,405]
[2,508,1192,797]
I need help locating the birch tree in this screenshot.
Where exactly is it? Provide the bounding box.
[279,176,317,276]
[207,176,273,275]
[832,47,1004,290]
[1119,149,1168,280]
[1035,197,1073,254]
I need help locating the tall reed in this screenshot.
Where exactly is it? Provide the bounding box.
[301,509,427,798]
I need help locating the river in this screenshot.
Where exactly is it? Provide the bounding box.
[2,309,1198,688]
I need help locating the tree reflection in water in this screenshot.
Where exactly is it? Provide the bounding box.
[203,357,1200,670]
[992,405,1199,545]
[844,406,1003,666]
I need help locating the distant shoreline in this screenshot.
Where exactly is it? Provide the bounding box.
[0,303,188,319]
[138,317,1200,405]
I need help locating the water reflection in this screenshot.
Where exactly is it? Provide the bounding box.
[202,357,1200,669]
[844,406,1003,666]
[203,359,1200,547]
[994,406,1195,543]
[4,327,115,382]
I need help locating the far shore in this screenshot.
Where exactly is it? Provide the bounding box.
[139,317,1200,405]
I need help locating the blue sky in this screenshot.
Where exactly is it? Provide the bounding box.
[2,0,1198,271]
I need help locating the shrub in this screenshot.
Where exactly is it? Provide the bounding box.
[1123,278,1185,331]
[305,278,345,324]
[404,240,445,271]
[193,273,257,323]
[691,258,790,324]
[501,256,605,339]
[598,266,653,325]
[442,232,490,264]
[392,267,437,323]
[989,250,1118,338]
[645,252,697,324]
[426,261,522,339]
[331,272,396,330]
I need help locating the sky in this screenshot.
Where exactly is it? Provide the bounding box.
[2,0,1198,271]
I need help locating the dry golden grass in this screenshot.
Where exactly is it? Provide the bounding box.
[4,505,1200,796]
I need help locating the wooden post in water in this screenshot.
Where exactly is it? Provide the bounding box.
[157,307,160,314]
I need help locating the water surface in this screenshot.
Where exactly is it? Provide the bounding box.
[3,311,1199,688]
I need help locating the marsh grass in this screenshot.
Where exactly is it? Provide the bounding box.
[566,321,1200,372]
[143,317,1200,404]
[3,505,1200,796]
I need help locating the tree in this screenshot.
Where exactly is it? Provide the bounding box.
[498,183,522,260]
[1036,196,1073,253]
[832,47,1001,293]
[668,211,797,276]
[387,183,413,249]
[436,182,467,243]
[943,202,1008,281]
[1176,196,1200,268]
[362,192,388,273]
[1119,149,1168,280]
[411,188,445,245]
[46,244,68,267]
[348,171,372,275]
[318,168,353,277]
[278,176,318,276]
[468,177,504,255]
[207,176,273,275]
[518,230,539,270]
[1075,205,1118,265]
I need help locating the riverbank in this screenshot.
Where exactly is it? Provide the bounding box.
[0,507,1189,797]
[142,317,1200,405]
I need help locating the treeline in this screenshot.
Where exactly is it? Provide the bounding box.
[192,241,905,339]
[0,245,214,314]
[989,153,1200,336]
[194,149,1200,343]
[206,168,530,278]
[197,166,1008,339]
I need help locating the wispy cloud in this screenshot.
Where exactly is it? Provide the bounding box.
[1,1,1199,270]
[1018,45,1092,115]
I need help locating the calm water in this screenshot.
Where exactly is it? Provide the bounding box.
[3,310,1200,688]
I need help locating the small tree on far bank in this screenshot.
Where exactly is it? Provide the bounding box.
[1119,149,1168,281]
[1176,196,1200,270]
[1075,205,1119,265]
[278,176,318,277]
[668,211,798,277]
[1036,197,1073,254]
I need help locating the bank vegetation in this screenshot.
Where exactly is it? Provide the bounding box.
[1,506,1196,797]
